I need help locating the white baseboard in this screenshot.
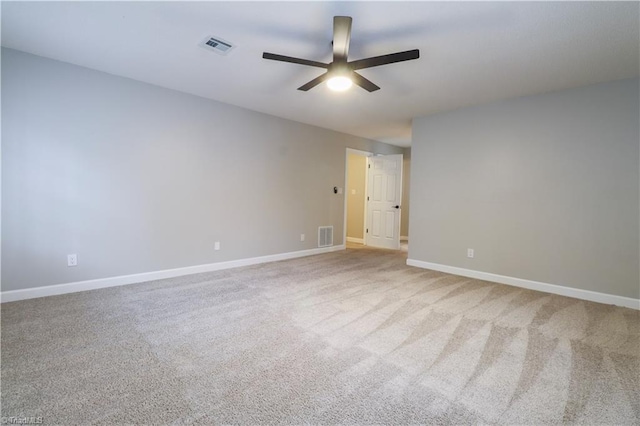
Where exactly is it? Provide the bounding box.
[346,237,365,244]
[1,245,346,303]
[400,236,409,241]
[406,259,640,310]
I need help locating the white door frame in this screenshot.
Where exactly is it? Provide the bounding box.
[344,148,373,246]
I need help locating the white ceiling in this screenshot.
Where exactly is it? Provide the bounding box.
[2,1,639,147]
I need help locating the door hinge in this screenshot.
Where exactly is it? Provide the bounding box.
[368,164,371,168]
[366,228,368,233]
[367,196,369,201]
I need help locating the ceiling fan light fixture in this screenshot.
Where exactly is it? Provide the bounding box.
[263,16,419,92]
[327,75,353,91]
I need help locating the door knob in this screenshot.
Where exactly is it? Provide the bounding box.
[394,205,400,209]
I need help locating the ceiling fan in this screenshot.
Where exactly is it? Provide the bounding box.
[262,16,420,92]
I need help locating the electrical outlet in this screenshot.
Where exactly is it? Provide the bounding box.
[467,248,474,259]
[214,241,220,251]
[67,254,78,267]
[300,234,305,242]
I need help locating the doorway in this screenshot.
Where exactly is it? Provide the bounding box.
[344,148,404,250]
[345,149,371,245]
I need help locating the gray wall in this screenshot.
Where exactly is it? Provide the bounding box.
[401,148,411,238]
[1,48,401,292]
[409,78,639,299]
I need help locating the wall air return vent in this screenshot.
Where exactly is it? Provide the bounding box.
[199,36,235,55]
[318,226,334,248]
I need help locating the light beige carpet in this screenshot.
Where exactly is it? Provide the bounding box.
[2,245,639,425]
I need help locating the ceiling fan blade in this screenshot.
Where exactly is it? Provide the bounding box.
[297,72,330,91]
[333,16,352,62]
[349,49,420,70]
[351,71,380,92]
[263,52,329,69]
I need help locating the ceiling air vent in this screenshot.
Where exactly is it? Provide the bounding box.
[199,36,235,55]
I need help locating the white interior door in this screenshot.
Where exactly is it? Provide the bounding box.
[365,154,402,250]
